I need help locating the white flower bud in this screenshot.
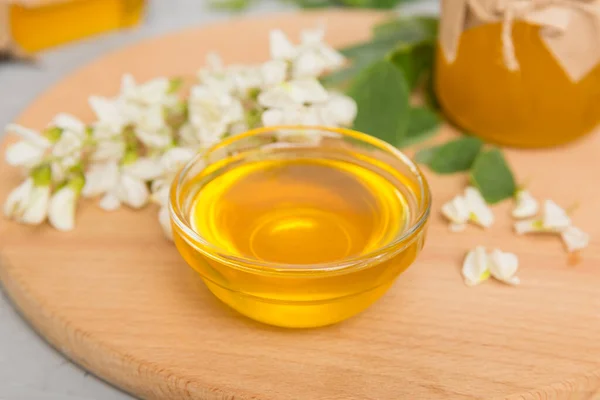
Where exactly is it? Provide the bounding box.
[462,246,490,286]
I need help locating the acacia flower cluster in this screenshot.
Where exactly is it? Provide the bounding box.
[3,26,357,241]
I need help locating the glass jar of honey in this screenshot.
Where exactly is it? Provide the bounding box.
[2,0,146,53]
[436,0,600,148]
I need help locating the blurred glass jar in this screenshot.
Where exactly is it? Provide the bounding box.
[436,0,600,148]
[5,0,146,52]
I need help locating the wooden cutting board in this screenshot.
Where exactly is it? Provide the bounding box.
[1,10,600,400]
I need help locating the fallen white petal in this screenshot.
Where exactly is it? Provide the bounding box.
[543,200,571,231]
[514,219,542,235]
[441,195,469,225]
[561,226,590,253]
[465,186,494,228]
[159,206,173,241]
[48,187,77,231]
[489,249,520,285]
[462,246,490,286]
[449,223,467,233]
[512,189,539,219]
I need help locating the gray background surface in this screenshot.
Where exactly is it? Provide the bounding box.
[0,1,437,398]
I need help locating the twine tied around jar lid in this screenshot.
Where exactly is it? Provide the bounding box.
[439,0,600,82]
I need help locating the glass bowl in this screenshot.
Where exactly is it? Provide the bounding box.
[169,126,431,328]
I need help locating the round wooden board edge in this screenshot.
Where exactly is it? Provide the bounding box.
[0,257,260,400]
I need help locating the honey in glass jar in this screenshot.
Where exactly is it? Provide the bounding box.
[436,0,600,148]
[2,0,146,53]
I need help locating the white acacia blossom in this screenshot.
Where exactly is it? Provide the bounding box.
[5,124,51,168]
[3,165,52,225]
[512,189,539,219]
[514,199,589,253]
[441,186,494,231]
[462,246,521,287]
[2,25,356,242]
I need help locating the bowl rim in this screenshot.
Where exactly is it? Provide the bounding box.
[169,125,432,274]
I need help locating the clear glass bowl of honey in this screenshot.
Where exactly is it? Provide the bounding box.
[170,126,431,328]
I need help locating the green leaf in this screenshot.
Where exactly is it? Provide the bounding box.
[388,40,434,89]
[338,0,405,8]
[324,40,398,89]
[320,60,367,88]
[292,0,334,8]
[348,60,410,145]
[334,15,439,90]
[399,106,440,147]
[340,36,401,61]
[470,148,517,204]
[413,146,438,165]
[209,0,252,11]
[341,16,437,60]
[373,16,438,41]
[415,137,483,174]
[423,70,440,111]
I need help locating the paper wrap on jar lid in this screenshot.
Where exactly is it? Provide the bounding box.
[439,0,600,82]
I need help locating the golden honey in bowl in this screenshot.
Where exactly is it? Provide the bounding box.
[191,158,409,265]
[171,127,430,328]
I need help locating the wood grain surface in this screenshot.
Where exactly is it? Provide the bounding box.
[1,10,600,400]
